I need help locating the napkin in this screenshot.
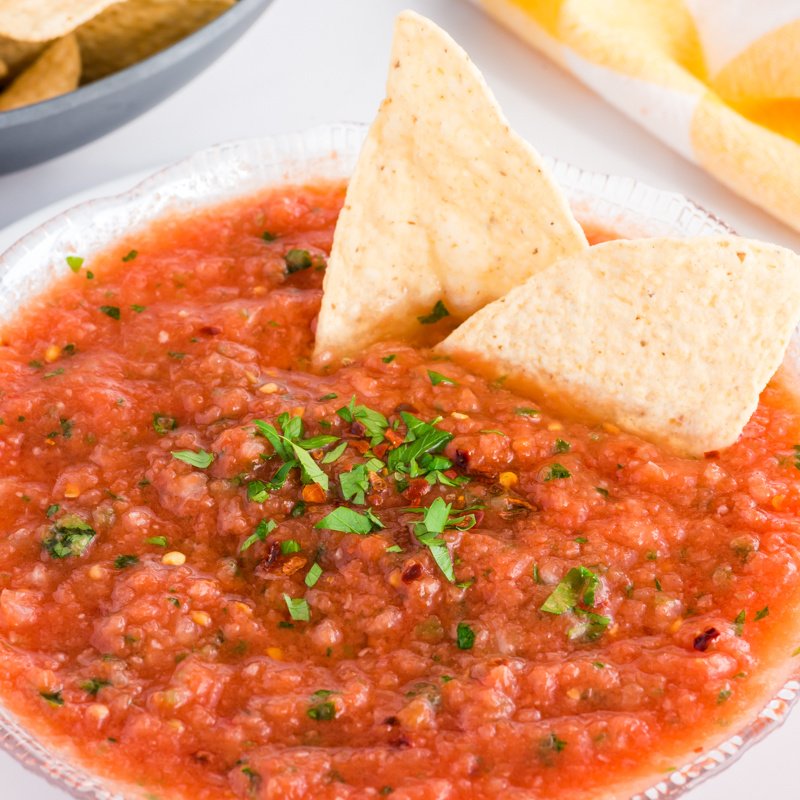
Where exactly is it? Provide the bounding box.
[475,0,800,233]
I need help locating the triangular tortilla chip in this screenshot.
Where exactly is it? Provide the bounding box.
[313,10,587,367]
[439,237,800,456]
[0,0,118,42]
[76,0,235,84]
[0,33,80,112]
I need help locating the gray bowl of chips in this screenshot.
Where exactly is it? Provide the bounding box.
[0,0,273,174]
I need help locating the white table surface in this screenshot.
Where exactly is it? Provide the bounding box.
[1,1,799,798]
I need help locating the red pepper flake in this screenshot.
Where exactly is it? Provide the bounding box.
[388,735,412,749]
[454,449,470,469]
[254,541,281,578]
[402,477,432,506]
[704,450,720,460]
[384,429,404,448]
[199,326,222,336]
[301,484,327,504]
[693,627,720,652]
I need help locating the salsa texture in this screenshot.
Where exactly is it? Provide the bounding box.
[1,184,800,800]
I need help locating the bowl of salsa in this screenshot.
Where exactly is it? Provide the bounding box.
[0,120,799,800]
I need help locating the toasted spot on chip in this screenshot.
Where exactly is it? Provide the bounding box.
[0,0,118,42]
[313,10,587,367]
[76,0,235,84]
[0,33,80,112]
[439,237,800,456]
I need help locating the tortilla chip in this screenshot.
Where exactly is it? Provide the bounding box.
[313,10,587,367]
[0,33,80,112]
[76,0,235,84]
[439,237,800,456]
[0,59,6,81]
[0,36,46,77]
[0,0,118,42]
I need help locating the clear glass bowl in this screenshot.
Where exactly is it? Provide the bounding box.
[0,123,796,800]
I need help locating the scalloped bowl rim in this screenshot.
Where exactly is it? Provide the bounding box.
[0,122,796,800]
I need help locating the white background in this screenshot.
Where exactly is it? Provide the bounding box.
[0,1,799,798]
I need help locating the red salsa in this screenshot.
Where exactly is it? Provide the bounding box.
[1,184,800,799]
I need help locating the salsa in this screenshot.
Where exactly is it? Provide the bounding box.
[1,183,800,799]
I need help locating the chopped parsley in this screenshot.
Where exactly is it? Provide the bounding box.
[114,554,139,569]
[408,497,477,583]
[417,300,450,324]
[339,459,383,505]
[318,392,338,401]
[66,255,84,272]
[122,250,138,262]
[755,606,770,621]
[543,463,571,481]
[382,354,396,363]
[261,231,277,242]
[307,695,336,720]
[146,536,168,547]
[247,480,269,503]
[427,370,457,386]
[554,438,571,454]
[387,412,464,488]
[315,507,383,535]
[40,690,64,707]
[240,519,277,553]
[171,449,214,468]
[456,622,475,650]
[305,562,322,587]
[284,249,317,274]
[43,514,96,559]
[130,304,146,313]
[283,594,310,622]
[80,678,111,697]
[336,397,389,446]
[152,413,177,436]
[541,565,610,641]
[321,441,348,464]
[45,504,60,518]
[733,610,746,636]
[280,539,301,555]
[99,305,121,320]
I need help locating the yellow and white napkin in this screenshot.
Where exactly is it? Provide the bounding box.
[475,0,800,233]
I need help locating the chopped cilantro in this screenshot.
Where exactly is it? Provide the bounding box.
[733,610,746,636]
[595,487,609,498]
[543,463,571,481]
[80,678,111,697]
[261,231,277,242]
[427,370,458,386]
[290,501,307,518]
[541,733,567,753]
[66,255,84,272]
[654,577,662,592]
[240,519,277,553]
[146,536,168,547]
[45,504,60,518]
[456,622,475,650]
[717,688,732,704]
[321,441,348,464]
[99,305,121,320]
[409,497,476,583]
[283,594,310,622]
[532,564,543,584]
[385,544,403,553]
[554,438,571,454]
[542,566,600,614]
[247,480,269,503]
[167,351,185,360]
[417,300,450,324]
[755,606,770,621]
[284,249,313,273]
[305,562,322,587]
[130,304,146,313]
[152,413,177,436]
[280,539,301,555]
[43,514,95,559]
[318,392,338,401]
[43,368,64,379]
[515,407,539,417]
[114,554,139,569]
[307,699,336,721]
[315,507,383,535]
[339,461,382,505]
[336,397,389,445]
[382,354,396,363]
[172,449,214,468]
[40,690,64,707]
[122,250,138,262]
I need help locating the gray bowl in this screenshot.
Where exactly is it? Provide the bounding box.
[0,0,274,174]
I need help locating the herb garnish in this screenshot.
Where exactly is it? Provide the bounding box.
[456,622,475,650]
[66,256,84,272]
[43,515,96,559]
[427,370,457,386]
[315,507,384,535]
[755,606,770,621]
[283,594,310,622]
[554,438,571,454]
[240,519,277,553]
[305,562,322,587]
[336,397,388,446]
[418,300,450,324]
[45,504,60,518]
[40,690,64,707]
[114,554,139,569]
[172,449,214,468]
[99,305,121,320]
[541,565,610,640]
[80,678,111,697]
[152,414,177,436]
[733,610,746,636]
[543,463,571,481]
[280,539,301,554]
[307,691,336,720]
[122,250,138,262]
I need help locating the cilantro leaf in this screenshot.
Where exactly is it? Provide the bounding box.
[240,519,277,553]
[418,300,450,324]
[172,449,214,469]
[43,515,95,559]
[315,507,383,535]
[283,594,310,621]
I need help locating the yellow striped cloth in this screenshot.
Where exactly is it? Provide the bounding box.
[476,0,800,233]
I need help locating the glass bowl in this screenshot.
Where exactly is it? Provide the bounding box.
[0,122,796,800]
